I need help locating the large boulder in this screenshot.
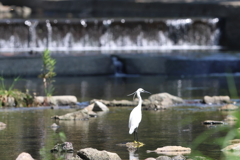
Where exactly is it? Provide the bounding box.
[51,109,89,120]
[149,93,184,104]
[147,93,184,109]
[77,148,121,160]
[16,152,34,160]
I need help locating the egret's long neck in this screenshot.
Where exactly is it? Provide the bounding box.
[136,92,142,108]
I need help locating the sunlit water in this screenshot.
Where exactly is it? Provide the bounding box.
[0,75,239,159]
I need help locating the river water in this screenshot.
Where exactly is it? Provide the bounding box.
[0,75,239,160]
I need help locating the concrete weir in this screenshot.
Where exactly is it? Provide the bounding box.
[0,55,115,77]
[1,53,240,77]
[117,54,240,75]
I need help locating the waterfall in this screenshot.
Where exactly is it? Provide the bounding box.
[0,18,221,52]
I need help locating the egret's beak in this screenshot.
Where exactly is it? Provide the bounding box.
[143,90,151,94]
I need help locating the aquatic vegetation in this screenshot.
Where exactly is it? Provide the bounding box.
[0,76,33,107]
[38,49,56,97]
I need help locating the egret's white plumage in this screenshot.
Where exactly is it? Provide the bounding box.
[128,88,151,143]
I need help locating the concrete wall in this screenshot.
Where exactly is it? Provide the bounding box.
[1,54,240,77]
[0,55,115,77]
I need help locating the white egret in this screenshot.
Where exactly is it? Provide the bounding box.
[128,88,151,144]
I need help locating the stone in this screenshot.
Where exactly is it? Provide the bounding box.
[149,93,184,104]
[0,122,6,127]
[84,104,97,117]
[203,96,231,104]
[34,95,77,106]
[16,152,34,160]
[91,99,137,107]
[156,156,171,160]
[172,154,186,160]
[145,157,156,160]
[92,101,109,111]
[145,158,156,160]
[219,104,238,111]
[224,115,238,121]
[126,142,144,149]
[202,120,224,125]
[148,146,191,156]
[51,109,89,120]
[77,148,121,160]
[222,143,240,152]
[51,123,59,128]
[0,122,6,130]
[147,93,184,109]
[51,142,74,153]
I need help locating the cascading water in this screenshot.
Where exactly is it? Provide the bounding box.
[0,18,221,52]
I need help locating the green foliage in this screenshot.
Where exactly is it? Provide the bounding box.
[59,132,66,142]
[39,49,56,97]
[0,76,32,107]
[0,76,20,95]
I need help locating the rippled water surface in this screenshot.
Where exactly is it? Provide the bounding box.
[0,75,239,160]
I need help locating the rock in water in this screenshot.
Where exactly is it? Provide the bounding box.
[51,109,89,120]
[51,142,74,153]
[77,148,121,160]
[219,104,238,111]
[149,93,184,104]
[222,143,240,152]
[93,101,109,111]
[203,96,231,104]
[147,146,191,156]
[202,120,224,125]
[16,152,34,160]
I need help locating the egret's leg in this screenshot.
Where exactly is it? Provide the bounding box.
[133,130,136,143]
[134,128,138,143]
[136,128,138,142]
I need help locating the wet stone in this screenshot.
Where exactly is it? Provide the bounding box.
[203,96,231,104]
[202,120,224,125]
[77,148,121,160]
[51,142,74,153]
[16,152,34,160]
[219,104,238,111]
[147,146,191,156]
[222,143,240,152]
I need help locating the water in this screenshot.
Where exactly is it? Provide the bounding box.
[0,18,220,52]
[7,74,239,101]
[0,75,239,160]
[0,105,233,160]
